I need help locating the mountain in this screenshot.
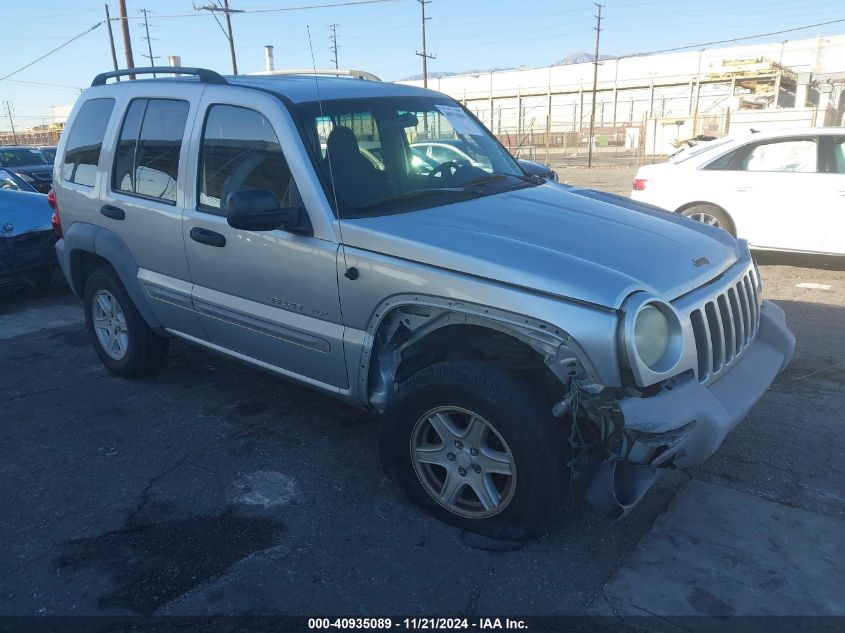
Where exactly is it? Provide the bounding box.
[554,52,616,65]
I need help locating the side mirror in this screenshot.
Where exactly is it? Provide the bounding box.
[225,188,311,235]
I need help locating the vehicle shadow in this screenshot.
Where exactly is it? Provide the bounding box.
[0,279,71,313]
[753,250,845,271]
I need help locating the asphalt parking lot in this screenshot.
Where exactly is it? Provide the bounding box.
[1,167,843,624]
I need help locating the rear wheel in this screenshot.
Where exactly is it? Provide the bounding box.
[680,204,734,235]
[83,266,169,377]
[380,362,564,540]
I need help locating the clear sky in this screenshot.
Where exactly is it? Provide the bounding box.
[1,0,844,131]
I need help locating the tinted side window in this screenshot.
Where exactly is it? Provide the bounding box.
[113,98,189,203]
[199,105,296,213]
[62,98,115,187]
[703,148,739,171]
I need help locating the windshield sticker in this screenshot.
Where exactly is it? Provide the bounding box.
[435,105,484,136]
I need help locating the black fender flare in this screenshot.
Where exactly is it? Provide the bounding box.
[60,222,163,330]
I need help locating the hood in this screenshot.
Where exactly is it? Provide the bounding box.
[341,184,743,309]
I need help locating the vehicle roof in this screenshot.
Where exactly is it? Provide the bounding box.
[672,126,845,166]
[88,73,445,104]
[725,126,845,141]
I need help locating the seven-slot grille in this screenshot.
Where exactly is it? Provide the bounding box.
[689,267,761,382]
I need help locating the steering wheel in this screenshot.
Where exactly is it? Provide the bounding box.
[428,161,460,183]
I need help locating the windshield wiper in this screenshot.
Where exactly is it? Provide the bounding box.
[358,187,481,212]
[460,172,544,188]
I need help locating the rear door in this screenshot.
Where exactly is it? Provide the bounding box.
[99,88,206,338]
[182,88,348,388]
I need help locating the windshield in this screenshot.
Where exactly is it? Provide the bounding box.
[294,96,538,218]
[0,147,51,167]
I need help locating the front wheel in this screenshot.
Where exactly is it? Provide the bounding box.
[379,362,565,540]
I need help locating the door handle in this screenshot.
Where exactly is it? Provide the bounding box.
[735,186,752,193]
[190,227,226,247]
[100,204,125,220]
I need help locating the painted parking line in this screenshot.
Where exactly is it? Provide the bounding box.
[795,283,832,290]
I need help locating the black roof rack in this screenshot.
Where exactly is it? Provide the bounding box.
[91,67,228,87]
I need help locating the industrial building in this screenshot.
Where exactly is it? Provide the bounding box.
[400,34,845,157]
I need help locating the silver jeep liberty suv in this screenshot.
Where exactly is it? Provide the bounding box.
[52,67,795,539]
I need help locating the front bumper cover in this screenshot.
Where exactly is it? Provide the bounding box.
[584,300,795,516]
[617,299,794,468]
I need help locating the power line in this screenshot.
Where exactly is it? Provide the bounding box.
[630,16,845,57]
[120,0,402,20]
[0,21,103,83]
[197,1,242,74]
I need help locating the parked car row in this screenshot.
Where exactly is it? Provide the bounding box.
[0,145,55,194]
[632,127,845,256]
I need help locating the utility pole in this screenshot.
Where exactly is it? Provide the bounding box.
[329,24,339,69]
[3,102,18,145]
[139,9,158,76]
[222,0,238,74]
[104,4,121,79]
[415,0,435,88]
[198,1,242,74]
[587,3,603,168]
[117,0,136,79]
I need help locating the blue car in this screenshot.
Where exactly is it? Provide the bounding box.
[0,188,58,291]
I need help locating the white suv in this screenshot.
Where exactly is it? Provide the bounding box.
[631,128,845,255]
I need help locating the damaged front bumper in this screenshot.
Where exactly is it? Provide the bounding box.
[583,299,795,515]
[0,229,58,291]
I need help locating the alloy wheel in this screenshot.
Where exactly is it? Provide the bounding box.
[92,289,129,360]
[410,406,517,519]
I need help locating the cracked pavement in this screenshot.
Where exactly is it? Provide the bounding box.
[1,177,843,619]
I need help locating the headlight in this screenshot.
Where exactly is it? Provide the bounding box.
[634,305,670,369]
[621,295,684,385]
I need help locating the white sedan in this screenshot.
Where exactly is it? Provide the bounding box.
[631,128,845,255]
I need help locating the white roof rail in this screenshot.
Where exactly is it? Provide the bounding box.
[248,68,381,81]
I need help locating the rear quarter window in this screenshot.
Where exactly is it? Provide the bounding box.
[62,98,115,187]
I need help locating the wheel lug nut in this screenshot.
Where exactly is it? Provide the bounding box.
[455,441,463,449]
[473,464,481,473]
[458,467,467,476]
[446,452,455,461]
[470,447,479,456]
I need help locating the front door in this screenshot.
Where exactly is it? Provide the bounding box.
[182,99,348,389]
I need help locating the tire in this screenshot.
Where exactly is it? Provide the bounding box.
[380,361,565,540]
[83,265,169,377]
[680,204,735,236]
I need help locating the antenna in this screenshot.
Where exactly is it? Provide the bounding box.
[306,25,356,281]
